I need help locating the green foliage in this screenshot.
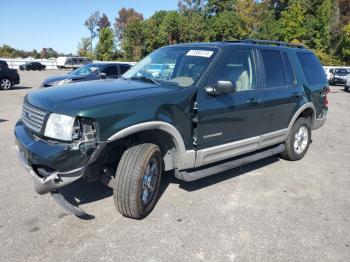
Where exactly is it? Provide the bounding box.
[314,49,343,66]
[78,1,350,65]
[77,37,92,58]
[122,19,146,61]
[340,23,350,63]
[95,27,115,61]
[0,45,65,59]
[303,0,331,50]
[278,2,306,42]
[206,10,243,41]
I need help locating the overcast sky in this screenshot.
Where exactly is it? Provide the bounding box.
[0,0,179,54]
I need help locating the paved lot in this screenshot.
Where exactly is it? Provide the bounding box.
[0,70,349,262]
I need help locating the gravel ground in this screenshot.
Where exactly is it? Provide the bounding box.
[0,70,349,262]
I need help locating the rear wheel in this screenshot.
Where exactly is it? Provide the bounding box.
[113,143,162,219]
[344,86,349,92]
[281,117,311,161]
[0,78,12,90]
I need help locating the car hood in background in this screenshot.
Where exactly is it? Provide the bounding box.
[42,74,88,86]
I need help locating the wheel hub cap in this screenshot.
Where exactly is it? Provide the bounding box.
[1,79,11,89]
[294,126,308,154]
[141,158,158,206]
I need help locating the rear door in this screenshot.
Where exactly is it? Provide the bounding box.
[196,48,264,150]
[258,49,302,133]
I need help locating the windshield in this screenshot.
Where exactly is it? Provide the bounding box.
[123,46,217,87]
[70,64,102,76]
[335,69,349,75]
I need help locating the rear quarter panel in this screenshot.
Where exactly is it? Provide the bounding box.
[289,50,328,118]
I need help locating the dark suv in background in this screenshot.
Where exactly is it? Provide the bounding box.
[41,62,132,87]
[0,60,20,90]
[19,62,46,71]
[15,40,329,219]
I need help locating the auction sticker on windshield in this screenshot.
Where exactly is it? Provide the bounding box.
[186,50,214,58]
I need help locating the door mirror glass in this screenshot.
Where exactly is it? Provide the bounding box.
[206,80,235,96]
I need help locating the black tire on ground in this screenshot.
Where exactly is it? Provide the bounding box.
[344,86,349,92]
[113,143,162,219]
[280,117,311,161]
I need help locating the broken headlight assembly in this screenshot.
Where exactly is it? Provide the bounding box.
[44,114,97,149]
[73,118,98,151]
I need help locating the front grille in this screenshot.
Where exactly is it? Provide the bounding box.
[21,101,48,133]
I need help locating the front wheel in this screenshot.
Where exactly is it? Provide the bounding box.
[281,117,311,161]
[113,143,162,219]
[0,78,12,90]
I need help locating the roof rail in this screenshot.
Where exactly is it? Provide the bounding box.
[225,39,306,49]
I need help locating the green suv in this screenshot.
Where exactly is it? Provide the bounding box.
[15,40,329,219]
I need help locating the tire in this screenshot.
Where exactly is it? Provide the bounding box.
[0,78,13,90]
[280,117,311,161]
[113,143,162,219]
[344,86,349,92]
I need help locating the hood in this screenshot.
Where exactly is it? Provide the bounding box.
[26,79,182,114]
[42,74,87,85]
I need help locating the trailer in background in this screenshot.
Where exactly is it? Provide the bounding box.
[56,56,91,70]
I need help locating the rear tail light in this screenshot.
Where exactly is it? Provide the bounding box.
[322,88,330,108]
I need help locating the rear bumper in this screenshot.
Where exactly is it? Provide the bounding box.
[312,116,327,130]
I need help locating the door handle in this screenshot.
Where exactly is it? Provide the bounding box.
[246,98,261,105]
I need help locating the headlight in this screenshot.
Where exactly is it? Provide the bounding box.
[44,113,76,141]
[44,114,97,145]
[52,79,72,86]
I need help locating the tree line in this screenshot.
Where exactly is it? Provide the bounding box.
[0,45,71,59]
[81,0,350,65]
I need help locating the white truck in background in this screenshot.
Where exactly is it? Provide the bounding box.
[56,57,91,70]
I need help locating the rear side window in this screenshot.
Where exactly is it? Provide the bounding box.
[102,65,119,76]
[297,52,327,85]
[261,50,285,88]
[119,65,131,74]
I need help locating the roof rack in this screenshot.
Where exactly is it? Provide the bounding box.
[225,39,306,49]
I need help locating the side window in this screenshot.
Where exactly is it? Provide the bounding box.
[261,50,285,88]
[119,65,131,75]
[210,49,256,92]
[282,52,295,86]
[297,52,327,85]
[102,66,119,76]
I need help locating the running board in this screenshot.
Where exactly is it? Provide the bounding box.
[175,144,285,182]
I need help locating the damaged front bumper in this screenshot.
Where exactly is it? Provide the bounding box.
[16,145,84,194]
[15,121,106,195]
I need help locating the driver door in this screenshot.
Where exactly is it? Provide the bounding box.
[195,49,264,166]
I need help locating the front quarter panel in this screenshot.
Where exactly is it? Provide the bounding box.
[79,86,197,150]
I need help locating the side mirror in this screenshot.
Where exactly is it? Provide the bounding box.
[205,81,235,96]
[99,72,107,78]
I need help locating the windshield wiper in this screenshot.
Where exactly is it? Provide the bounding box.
[130,76,160,85]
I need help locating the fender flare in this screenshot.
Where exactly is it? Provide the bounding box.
[107,121,196,170]
[287,102,316,131]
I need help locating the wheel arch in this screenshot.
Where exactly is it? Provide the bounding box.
[288,103,316,131]
[107,121,195,171]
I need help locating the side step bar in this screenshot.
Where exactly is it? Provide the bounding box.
[175,144,285,182]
